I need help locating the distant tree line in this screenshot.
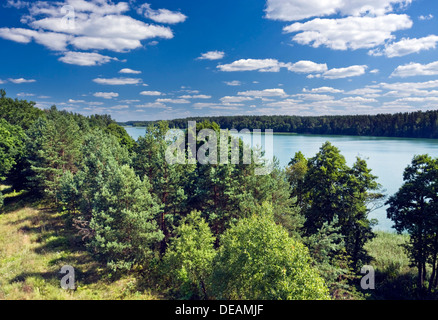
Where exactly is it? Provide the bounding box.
[121,110,438,139]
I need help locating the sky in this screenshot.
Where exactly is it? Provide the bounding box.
[0,0,438,122]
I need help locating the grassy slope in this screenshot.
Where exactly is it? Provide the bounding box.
[0,186,161,300]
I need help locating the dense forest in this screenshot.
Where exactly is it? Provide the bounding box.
[2,90,438,300]
[121,110,438,139]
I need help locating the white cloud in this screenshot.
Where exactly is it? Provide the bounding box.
[293,93,335,101]
[8,78,36,84]
[218,59,281,72]
[93,92,119,99]
[156,98,190,104]
[59,51,119,66]
[283,14,412,50]
[218,58,327,74]
[237,88,287,97]
[1,0,180,61]
[284,60,328,73]
[16,92,35,97]
[140,90,163,96]
[391,61,438,77]
[341,96,378,103]
[419,14,434,21]
[94,77,143,85]
[136,102,168,108]
[197,51,225,60]
[370,35,438,57]
[179,94,211,99]
[110,105,129,109]
[137,3,187,24]
[224,80,242,86]
[322,65,368,79]
[346,87,382,97]
[265,0,413,21]
[119,68,142,74]
[220,96,254,103]
[303,86,344,93]
[0,27,70,51]
[68,99,85,103]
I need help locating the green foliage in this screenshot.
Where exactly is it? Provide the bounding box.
[58,130,162,272]
[0,190,3,211]
[210,206,330,300]
[25,108,82,199]
[133,121,194,252]
[162,211,216,299]
[295,142,381,268]
[105,122,136,152]
[88,164,163,272]
[0,89,45,130]
[0,118,25,180]
[123,110,438,139]
[386,154,438,292]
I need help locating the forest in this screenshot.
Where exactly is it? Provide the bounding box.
[121,110,438,139]
[1,89,438,300]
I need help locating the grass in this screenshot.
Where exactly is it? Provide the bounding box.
[0,186,162,300]
[364,231,419,299]
[365,231,411,275]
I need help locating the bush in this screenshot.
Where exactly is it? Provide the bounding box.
[210,208,330,300]
[162,211,216,299]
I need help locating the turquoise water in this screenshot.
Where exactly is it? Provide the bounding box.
[124,126,438,231]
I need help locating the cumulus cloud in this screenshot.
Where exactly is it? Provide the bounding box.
[265,0,413,21]
[93,92,119,99]
[93,77,143,85]
[179,94,211,99]
[137,3,187,24]
[140,90,163,96]
[224,80,242,86]
[391,61,438,78]
[197,51,225,60]
[419,14,434,21]
[220,96,255,103]
[237,88,287,97]
[369,35,438,57]
[218,58,327,74]
[119,68,142,74]
[303,86,344,93]
[284,60,328,73]
[156,98,190,104]
[0,0,183,65]
[59,51,119,66]
[322,65,368,79]
[8,78,36,84]
[283,14,412,51]
[218,59,281,72]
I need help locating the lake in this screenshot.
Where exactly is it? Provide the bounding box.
[124,126,438,231]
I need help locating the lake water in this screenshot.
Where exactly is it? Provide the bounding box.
[124,126,438,231]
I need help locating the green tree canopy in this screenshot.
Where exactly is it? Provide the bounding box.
[210,204,330,300]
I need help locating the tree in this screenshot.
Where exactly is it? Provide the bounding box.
[88,164,163,272]
[59,130,162,272]
[210,204,330,300]
[299,142,381,268]
[25,108,82,200]
[386,154,438,292]
[162,211,216,299]
[0,89,44,130]
[0,118,25,181]
[133,121,194,253]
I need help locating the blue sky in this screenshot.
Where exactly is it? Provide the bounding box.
[1,0,438,122]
